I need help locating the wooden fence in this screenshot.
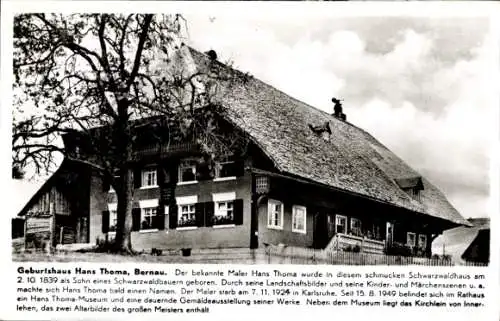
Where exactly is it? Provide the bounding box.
[264,245,487,266]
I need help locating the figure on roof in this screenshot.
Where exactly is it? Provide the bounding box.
[332,97,347,121]
[332,97,343,115]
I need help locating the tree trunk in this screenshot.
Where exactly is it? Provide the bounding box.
[112,98,135,254]
[113,167,135,254]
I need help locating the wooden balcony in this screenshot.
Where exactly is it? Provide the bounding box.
[326,233,385,255]
[132,142,198,160]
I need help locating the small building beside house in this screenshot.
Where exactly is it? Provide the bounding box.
[16,164,91,249]
[432,218,490,265]
[15,48,470,258]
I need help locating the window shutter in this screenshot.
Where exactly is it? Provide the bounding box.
[169,205,178,229]
[233,199,244,225]
[156,206,165,230]
[205,202,215,227]
[133,167,142,188]
[234,160,245,177]
[101,211,110,233]
[195,202,205,227]
[132,208,141,231]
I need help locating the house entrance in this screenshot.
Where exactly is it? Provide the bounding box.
[313,212,331,249]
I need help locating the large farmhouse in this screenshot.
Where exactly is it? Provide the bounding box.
[16,48,470,258]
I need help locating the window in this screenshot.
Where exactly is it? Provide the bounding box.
[418,234,427,249]
[412,189,421,201]
[407,232,416,247]
[215,161,237,179]
[141,207,157,230]
[369,223,382,240]
[292,205,306,234]
[335,215,347,234]
[179,204,196,227]
[176,195,198,229]
[109,210,118,232]
[267,200,283,229]
[350,218,362,237]
[138,199,158,231]
[212,192,236,226]
[178,160,197,183]
[403,188,421,201]
[214,201,234,225]
[141,168,157,188]
[256,176,270,194]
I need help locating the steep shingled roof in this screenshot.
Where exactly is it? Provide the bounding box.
[190,48,469,226]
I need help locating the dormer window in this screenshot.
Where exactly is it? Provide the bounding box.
[395,177,424,202]
[403,187,421,201]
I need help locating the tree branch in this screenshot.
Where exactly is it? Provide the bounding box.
[125,14,153,92]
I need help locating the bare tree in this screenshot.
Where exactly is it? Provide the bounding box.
[13,13,248,253]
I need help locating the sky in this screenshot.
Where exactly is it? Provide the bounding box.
[183,13,496,220]
[7,9,498,221]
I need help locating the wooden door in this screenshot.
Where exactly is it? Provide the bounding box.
[327,213,335,239]
[313,212,328,249]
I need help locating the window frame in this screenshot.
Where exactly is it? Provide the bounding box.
[213,201,235,227]
[335,215,347,234]
[412,188,421,201]
[176,195,198,230]
[140,207,157,231]
[418,234,427,249]
[178,204,196,228]
[137,199,159,232]
[177,160,198,185]
[214,161,237,181]
[407,232,417,247]
[350,217,362,237]
[141,168,158,189]
[292,205,307,234]
[267,199,284,230]
[212,192,237,227]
